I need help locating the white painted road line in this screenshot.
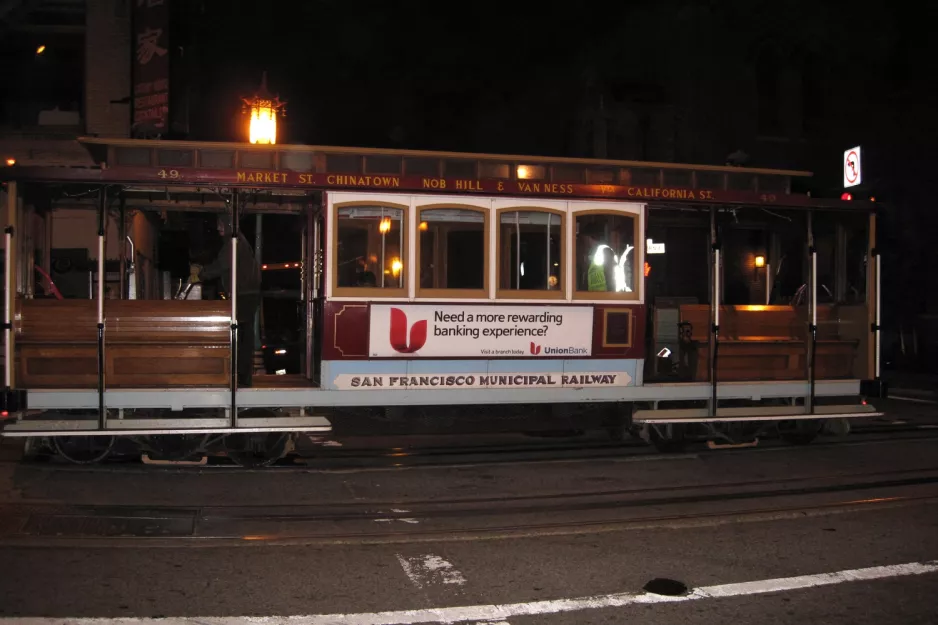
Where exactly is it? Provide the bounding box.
[396,553,468,589]
[889,395,938,405]
[375,510,420,524]
[4,560,937,624]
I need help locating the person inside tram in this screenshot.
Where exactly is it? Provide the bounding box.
[579,223,615,292]
[191,215,262,387]
[356,270,377,287]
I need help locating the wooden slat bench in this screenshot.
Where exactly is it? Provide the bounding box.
[678,305,859,382]
[805,306,860,380]
[15,299,231,388]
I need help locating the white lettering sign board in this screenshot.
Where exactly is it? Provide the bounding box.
[334,371,633,390]
[368,304,594,358]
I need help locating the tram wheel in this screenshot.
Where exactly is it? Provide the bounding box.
[53,436,115,464]
[778,419,821,445]
[224,433,290,467]
[649,423,688,453]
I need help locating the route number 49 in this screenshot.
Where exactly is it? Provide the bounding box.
[157,169,180,179]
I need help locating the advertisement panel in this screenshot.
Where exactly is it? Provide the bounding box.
[132,0,170,135]
[369,304,594,358]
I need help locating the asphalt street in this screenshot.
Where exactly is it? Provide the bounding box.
[0,397,936,624]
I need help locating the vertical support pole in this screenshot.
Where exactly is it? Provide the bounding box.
[22,203,34,300]
[545,213,551,289]
[807,212,817,414]
[4,226,12,389]
[14,194,24,296]
[97,187,107,430]
[765,263,772,305]
[300,220,307,298]
[3,181,15,390]
[306,202,317,381]
[872,246,881,380]
[118,197,126,300]
[230,193,239,427]
[380,210,386,289]
[709,206,720,417]
[300,215,307,378]
[254,213,263,350]
[515,212,521,287]
[3,180,19,389]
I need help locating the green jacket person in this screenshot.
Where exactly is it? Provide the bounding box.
[580,224,615,292]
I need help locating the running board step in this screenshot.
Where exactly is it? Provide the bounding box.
[1,416,332,437]
[635,404,881,424]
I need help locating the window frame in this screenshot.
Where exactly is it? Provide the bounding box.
[571,205,643,302]
[330,199,409,298]
[415,202,490,299]
[494,206,566,300]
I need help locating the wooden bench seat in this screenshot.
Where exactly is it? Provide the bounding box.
[677,305,858,382]
[15,299,231,388]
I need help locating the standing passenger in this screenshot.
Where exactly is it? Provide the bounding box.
[579,223,615,292]
[194,215,262,387]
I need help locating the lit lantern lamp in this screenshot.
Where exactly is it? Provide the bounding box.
[241,72,286,145]
[379,217,392,234]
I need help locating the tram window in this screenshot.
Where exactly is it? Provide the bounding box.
[115,148,151,166]
[281,151,314,172]
[552,166,585,183]
[365,155,401,175]
[630,168,660,186]
[157,149,193,167]
[444,160,476,178]
[327,154,362,174]
[480,162,511,179]
[662,169,691,188]
[201,150,234,169]
[728,173,755,191]
[574,212,638,298]
[404,158,439,176]
[695,170,725,190]
[417,207,487,295]
[334,205,405,293]
[586,168,616,184]
[516,165,546,180]
[497,210,563,295]
[241,150,274,170]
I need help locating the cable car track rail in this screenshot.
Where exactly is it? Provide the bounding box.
[1,465,936,547]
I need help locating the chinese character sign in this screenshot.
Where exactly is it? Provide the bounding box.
[132,0,170,135]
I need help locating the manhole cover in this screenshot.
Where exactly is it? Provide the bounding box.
[643,578,688,596]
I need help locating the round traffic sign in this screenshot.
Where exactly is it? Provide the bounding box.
[845,150,859,184]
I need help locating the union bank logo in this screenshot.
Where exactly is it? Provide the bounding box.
[389,308,427,354]
[530,342,542,355]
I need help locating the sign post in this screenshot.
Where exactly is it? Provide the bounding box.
[844,147,862,188]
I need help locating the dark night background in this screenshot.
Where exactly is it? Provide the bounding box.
[1,0,937,368]
[189,0,938,357]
